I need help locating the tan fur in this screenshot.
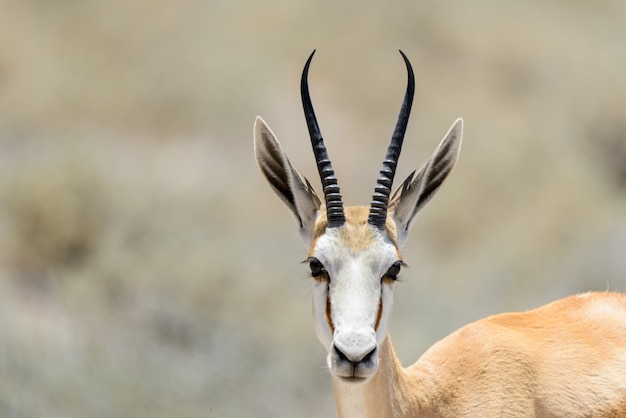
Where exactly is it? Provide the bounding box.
[310,206,400,255]
[325,209,626,418]
[333,291,626,417]
[255,112,626,416]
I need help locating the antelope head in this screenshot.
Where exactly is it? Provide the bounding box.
[254,51,462,383]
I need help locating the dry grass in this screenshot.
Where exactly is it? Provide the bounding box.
[0,0,625,416]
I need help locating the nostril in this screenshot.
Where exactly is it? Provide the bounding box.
[333,344,352,363]
[333,343,377,365]
[361,346,377,365]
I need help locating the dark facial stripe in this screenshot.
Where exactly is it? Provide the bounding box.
[374,297,383,331]
[326,293,335,334]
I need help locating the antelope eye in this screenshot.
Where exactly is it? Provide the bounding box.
[308,258,326,277]
[385,261,403,281]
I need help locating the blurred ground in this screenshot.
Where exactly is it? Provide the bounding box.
[0,1,625,417]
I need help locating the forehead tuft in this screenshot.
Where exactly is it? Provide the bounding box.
[310,206,399,253]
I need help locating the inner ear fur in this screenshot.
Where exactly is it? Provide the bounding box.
[254,116,321,242]
[390,118,463,245]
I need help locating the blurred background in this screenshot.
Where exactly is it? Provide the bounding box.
[0,1,625,416]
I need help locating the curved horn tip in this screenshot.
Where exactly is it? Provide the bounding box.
[306,49,316,63]
[301,51,317,82]
[398,50,413,70]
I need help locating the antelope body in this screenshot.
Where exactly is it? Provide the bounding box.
[254,51,626,417]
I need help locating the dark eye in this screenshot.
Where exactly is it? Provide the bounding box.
[384,261,403,282]
[308,257,327,279]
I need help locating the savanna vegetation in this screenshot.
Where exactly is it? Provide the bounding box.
[0,1,625,416]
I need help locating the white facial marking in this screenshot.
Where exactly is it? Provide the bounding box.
[309,225,399,381]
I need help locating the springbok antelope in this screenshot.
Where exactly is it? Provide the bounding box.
[253,51,626,417]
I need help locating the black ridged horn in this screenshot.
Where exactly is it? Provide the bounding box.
[301,50,346,228]
[368,50,415,229]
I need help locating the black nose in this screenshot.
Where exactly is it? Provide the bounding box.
[333,343,377,366]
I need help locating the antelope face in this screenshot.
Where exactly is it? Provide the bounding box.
[254,50,462,384]
[308,208,401,382]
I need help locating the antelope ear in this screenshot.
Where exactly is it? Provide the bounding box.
[254,116,321,244]
[389,118,463,246]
